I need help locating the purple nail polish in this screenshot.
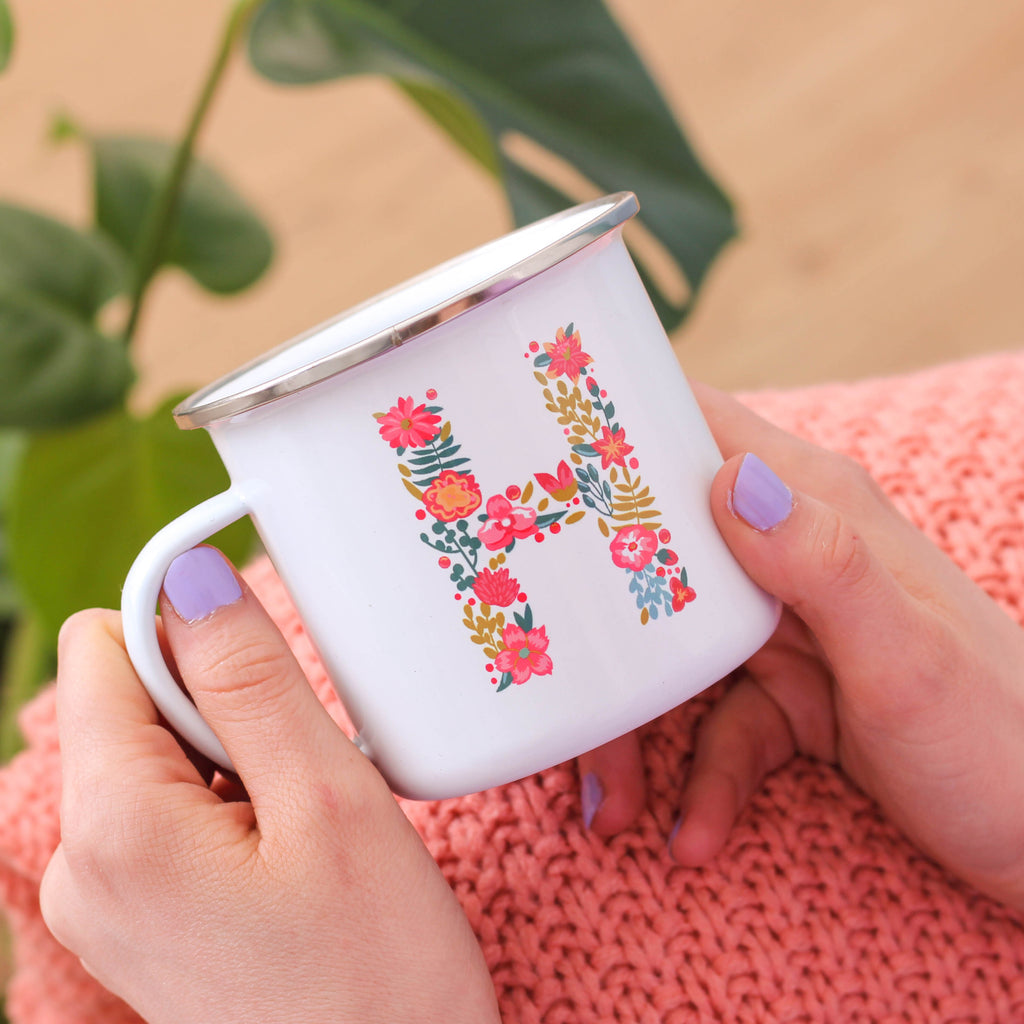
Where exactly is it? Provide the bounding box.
[731,453,792,531]
[163,547,242,623]
[667,815,683,861]
[581,772,603,829]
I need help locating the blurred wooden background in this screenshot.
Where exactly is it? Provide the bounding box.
[2,1,1022,408]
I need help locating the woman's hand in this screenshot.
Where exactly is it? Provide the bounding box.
[40,547,500,1024]
[579,383,1024,909]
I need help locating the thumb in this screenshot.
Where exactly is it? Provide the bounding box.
[159,546,364,814]
[712,453,914,673]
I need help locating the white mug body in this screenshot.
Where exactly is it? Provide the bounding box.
[202,232,779,798]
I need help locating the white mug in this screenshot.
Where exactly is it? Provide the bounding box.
[122,192,780,800]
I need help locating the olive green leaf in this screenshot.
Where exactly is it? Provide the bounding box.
[0,431,25,618]
[247,0,734,330]
[0,204,132,429]
[0,203,125,319]
[0,0,13,74]
[0,293,133,429]
[8,398,257,635]
[91,135,274,294]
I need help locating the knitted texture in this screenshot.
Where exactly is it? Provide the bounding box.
[2,349,1024,1022]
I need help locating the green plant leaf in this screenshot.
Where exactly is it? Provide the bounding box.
[0,0,13,73]
[0,291,134,429]
[0,203,132,428]
[92,136,274,294]
[247,0,735,329]
[0,203,126,319]
[8,397,258,635]
[0,432,25,618]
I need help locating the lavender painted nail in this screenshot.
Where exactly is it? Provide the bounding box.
[581,772,604,830]
[667,815,683,861]
[731,453,792,531]
[163,546,242,623]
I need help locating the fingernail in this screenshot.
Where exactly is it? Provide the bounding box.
[163,547,242,623]
[581,772,603,830]
[667,815,683,861]
[731,453,792,531]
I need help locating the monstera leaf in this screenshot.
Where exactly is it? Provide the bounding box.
[0,204,132,429]
[247,0,734,330]
[91,135,274,295]
[8,397,257,633]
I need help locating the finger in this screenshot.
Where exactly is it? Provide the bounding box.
[159,545,367,818]
[691,382,823,475]
[709,452,922,688]
[576,731,645,835]
[55,609,209,803]
[39,844,75,951]
[669,676,796,866]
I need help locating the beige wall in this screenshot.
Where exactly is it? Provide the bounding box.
[2,1,1021,407]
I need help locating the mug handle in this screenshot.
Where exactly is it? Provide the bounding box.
[121,487,250,771]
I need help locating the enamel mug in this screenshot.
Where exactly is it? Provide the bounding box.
[122,192,780,800]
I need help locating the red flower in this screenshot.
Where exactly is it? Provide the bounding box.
[422,470,482,522]
[534,460,577,502]
[593,425,634,470]
[472,567,520,607]
[610,525,659,571]
[477,494,537,550]
[671,578,697,611]
[543,326,592,383]
[495,624,553,685]
[377,396,441,449]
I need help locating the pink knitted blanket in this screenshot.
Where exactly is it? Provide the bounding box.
[2,350,1024,1023]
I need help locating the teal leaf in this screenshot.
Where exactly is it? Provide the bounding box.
[495,672,513,693]
[7,397,257,635]
[534,511,566,529]
[92,136,274,294]
[512,603,534,631]
[247,0,734,331]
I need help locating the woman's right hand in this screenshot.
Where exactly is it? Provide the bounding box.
[581,383,1024,909]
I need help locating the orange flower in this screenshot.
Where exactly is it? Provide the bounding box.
[422,470,482,522]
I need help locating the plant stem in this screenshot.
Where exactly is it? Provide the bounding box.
[0,613,48,761]
[122,0,257,343]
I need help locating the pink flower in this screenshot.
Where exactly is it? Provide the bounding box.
[543,326,592,383]
[534,460,577,502]
[610,525,659,571]
[422,470,482,522]
[593,426,634,470]
[377,396,441,449]
[477,494,537,550]
[472,567,520,607]
[671,578,697,611]
[495,624,553,685]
